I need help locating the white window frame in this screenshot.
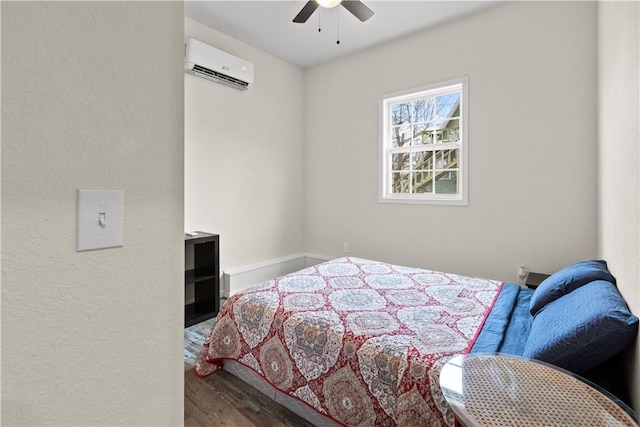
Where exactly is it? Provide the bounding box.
[379,77,468,206]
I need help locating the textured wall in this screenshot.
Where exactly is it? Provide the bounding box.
[1,2,184,425]
[597,0,640,410]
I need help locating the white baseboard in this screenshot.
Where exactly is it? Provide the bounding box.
[222,252,333,297]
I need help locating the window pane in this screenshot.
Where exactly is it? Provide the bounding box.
[412,124,430,145]
[412,151,433,170]
[391,125,410,148]
[392,172,410,193]
[441,119,460,142]
[392,99,440,126]
[413,172,433,193]
[435,149,458,170]
[391,153,410,171]
[412,99,437,123]
[435,171,458,194]
[415,126,438,145]
[391,103,409,125]
[436,94,460,120]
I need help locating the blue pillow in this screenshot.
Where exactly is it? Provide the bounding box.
[523,280,638,374]
[529,260,615,315]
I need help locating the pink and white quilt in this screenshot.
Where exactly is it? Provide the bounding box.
[195,257,503,426]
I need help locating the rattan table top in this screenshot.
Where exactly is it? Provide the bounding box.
[440,354,638,427]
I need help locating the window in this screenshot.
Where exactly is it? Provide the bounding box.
[379,77,468,205]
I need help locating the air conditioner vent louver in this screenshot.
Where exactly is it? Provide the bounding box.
[184,38,254,91]
[192,65,249,89]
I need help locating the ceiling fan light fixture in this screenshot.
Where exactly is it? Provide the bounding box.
[316,0,342,9]
[293,0,372,24]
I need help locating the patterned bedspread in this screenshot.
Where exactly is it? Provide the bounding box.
[195,257,503,426]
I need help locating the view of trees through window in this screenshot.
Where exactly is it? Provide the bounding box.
[390,94,460,194]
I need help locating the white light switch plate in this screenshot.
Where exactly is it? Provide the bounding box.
[76,189,124,252]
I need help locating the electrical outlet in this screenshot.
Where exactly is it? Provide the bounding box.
[343,242,349,253]
[516,265,528,286]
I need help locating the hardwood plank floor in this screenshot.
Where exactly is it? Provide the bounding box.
[184,310,314,427]
[184,317,215,371]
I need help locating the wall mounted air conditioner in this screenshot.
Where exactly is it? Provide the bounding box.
[184,38,254,90]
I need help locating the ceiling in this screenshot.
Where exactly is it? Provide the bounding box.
[184,1,499,69]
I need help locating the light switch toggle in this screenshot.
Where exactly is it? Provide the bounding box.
[77,189,124,251]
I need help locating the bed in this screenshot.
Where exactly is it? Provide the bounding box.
[195,257,639,426]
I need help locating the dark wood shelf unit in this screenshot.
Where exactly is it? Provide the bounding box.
[185,270,217,284]
[185,232,220,327]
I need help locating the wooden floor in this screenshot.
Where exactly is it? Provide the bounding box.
[184,317,215,372]
[184,314,314,427]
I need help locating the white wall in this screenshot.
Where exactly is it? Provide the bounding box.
[304,1,598,282]
[597,0,640,410]
[1,2,184,425]
[184,18,306,276]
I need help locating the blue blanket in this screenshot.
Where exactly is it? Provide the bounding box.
[470,283,534,355]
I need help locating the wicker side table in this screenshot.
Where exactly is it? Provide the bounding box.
[439,354,638,427]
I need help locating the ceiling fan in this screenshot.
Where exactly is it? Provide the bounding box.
[293,0,374,24]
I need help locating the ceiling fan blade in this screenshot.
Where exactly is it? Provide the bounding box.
[341,0,374,22]
[293,1,319,23]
